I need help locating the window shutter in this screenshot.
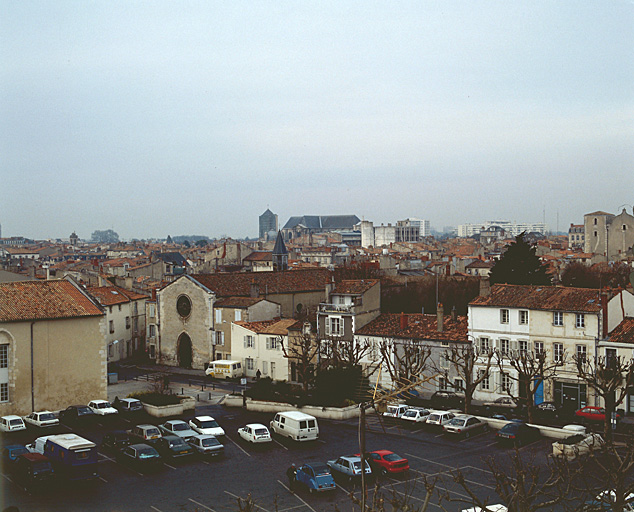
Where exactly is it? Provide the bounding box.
[244,336,248,348]
[325,319,331,335]
[266,338,271,350]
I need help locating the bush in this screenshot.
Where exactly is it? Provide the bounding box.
[129,391,182,406]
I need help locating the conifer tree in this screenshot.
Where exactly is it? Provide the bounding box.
[489,232,551,285]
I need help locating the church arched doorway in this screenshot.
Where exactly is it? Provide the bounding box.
[177,333,193,369]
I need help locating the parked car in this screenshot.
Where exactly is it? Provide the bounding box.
[270,411,319,441]
[158,420,197,440]
[117,443,162,471]
[154,435,195,459]
[484,397,518,409]
[88,400,119,416]
[443,415,488,438]
[101,431,133,452]
[2,444,29,465]
[552,433,605,461]
[189,416,225,439]
[425,411,456,428]
[575,406,620,423]
[188,434,224,457]
[383,403,409,418]
[295,463,336,493]
[363,450,409,475]
[237,423,272,443]
[581,490,634,511]
[113,398,144,414]
[0,415,27,432]
[127,424,162,444]
[26,436,54,455]
[495,422,540,446]
[23,411,59,428]
[58,405,96,425]
[430,390,464,409]
[401,407,431,423]
[327,455,372,482]
[535,401,562,418]
[13,453,55,488]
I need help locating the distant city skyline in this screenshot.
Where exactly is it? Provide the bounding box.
[1,2,632,240]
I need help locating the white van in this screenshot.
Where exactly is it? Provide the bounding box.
[205,360,243,379]
[270,412,319,442]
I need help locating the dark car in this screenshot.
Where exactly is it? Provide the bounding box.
[534,401,563,421]
[13,453,55,487]
[3,444,30,466]
[495,422,541,446]
[58,405,97,425]
[430,390,464,409]
[117,443,162,471]
[295,463,336,493]
[101,430,133,452]
[154,435,195,459]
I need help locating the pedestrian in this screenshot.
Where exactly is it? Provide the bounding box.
[286,463,297,491]
[256,369,261,380]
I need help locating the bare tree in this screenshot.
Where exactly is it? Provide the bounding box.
[498,347,565,423]
[574,353,634,444]
[433,342,495,414]
[321,335,374,370]
[279,329,320,393]
[378,337,431,392]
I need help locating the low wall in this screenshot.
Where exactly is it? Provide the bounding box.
[223,395,359,420]
[143,402,184,418]
[477,416,585,440]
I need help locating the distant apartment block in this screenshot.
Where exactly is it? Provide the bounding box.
[360,218,431,248]
[281,215,360,242]
[259,209,278,240]
[457,220,547,238]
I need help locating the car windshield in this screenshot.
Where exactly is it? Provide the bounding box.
[39,413,56,421]
[11,447,29,456]
[96,402,111,409]
[173,423,189,431]
[448,418,465,426]
[169,439,187,448]
[311,463,330,475]
[199,420,219,428]
[500,423,520,433]
[138,448,158,458]
[146,428,160,436]
[255,428,268,436]
[383,453,402,462]
[9,419,23,426]
[33,462,52,472]
[403,411,416,417]
[428,414,440,422]
[202,437,220,447]
[77,407,92,415]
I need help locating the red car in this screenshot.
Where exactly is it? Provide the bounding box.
[575,406,620,423]
[358,450,409,476]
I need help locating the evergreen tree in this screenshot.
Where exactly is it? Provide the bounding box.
[489,232,551,285]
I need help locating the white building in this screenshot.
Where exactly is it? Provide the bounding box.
[458,221,547,238]
[359,218,431,248]
[469,284,634,412]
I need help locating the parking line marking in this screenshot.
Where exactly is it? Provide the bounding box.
[388,486,442,509]
[98,452,115,462]
[224,491,270,512]
[272,438,289,450]
[412,428,424,434]
[164,463,177,470]
[317,439,327,444]
[201,461,211,465]
[277,480,318,512]
[225,436,251,457]
[150,506,163,512]
[98,476,108,483]
[466,465,494,475]
[188,498,216,511]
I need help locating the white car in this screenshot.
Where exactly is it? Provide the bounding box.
[552,433,604,460]
[159,420,197,440]
[23,411,59,428]
[401,408,431,423]
[88,400,119,416]
[237,423,272,443]
[383,404,409,418]
[0,415,27,432]
[425,410,456,428]
[189,416,225,438]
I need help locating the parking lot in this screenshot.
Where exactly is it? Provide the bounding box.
[0,395,561,512]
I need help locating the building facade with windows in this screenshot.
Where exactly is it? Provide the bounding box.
[0,279,106,416]
[469,284,634,413]
[584,208,634,260]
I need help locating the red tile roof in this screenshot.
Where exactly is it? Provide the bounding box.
[608,317,634,344]
[235,318,301,335]
[356,313,468,342]
[470,284,602,313]
[332,279,379,295]
[86,285,148,306]
[0,280,103,322]
[243,251,272,262]
[192,269,331,298]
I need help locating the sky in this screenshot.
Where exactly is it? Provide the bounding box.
[1,1,633,240]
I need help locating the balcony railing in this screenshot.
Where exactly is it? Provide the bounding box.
[318,303,355,314]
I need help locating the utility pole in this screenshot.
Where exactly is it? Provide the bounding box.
[360,404,368,511]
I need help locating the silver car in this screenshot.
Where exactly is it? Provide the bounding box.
[188,434,224,457]
[443,415,488,437]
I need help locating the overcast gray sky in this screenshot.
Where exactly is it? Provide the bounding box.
[1,2,633,240]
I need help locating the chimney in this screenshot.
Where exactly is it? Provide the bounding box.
[451,306,457,322]
[400,312,408,329]
[250,279,260,298]
[125,276,133,290]
[479,278,491,297]
[151,288,157,301]
[437,303,444,332]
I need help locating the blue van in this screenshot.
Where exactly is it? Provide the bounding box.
[43,434,98,481]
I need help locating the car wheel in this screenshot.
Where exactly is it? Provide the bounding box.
[381,468,387,477]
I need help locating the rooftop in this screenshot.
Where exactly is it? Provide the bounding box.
[356,313,468,342]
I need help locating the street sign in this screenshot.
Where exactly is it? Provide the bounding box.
[241,378,247,386]
[612,412,618,430]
